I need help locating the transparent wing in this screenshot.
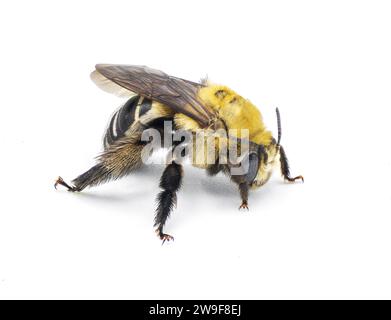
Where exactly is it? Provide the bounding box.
[91,64,215,127]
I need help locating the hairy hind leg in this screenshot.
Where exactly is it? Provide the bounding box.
[54,163,115,192]
[55,136,145,192]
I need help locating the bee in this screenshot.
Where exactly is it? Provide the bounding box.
[55,64,303,243]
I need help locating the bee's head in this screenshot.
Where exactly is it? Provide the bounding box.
[248,108,282,188]
[227,108,282,188]
[228,139,276,188]
[249,142,279,188]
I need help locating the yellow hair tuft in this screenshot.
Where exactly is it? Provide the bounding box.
[198,85,272,145]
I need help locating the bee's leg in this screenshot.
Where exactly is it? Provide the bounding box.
[55,137,145,192]
[279,145,304,182]
[54,165,101,192]
[238,183,249,210]
[54,163,114,192]
[54,176,78,191]
[154,161,183,244]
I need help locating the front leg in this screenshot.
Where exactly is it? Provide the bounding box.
[154,161,183,244]
[279,145,304,182]
[238,183,249,210]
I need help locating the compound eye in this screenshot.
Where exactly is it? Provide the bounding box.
[244,152,259,184]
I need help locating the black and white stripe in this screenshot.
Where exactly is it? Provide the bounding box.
[103,95,152,149]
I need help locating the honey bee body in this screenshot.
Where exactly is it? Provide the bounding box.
[55,65,303,243]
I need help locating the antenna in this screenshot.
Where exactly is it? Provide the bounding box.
[276,107,282,145]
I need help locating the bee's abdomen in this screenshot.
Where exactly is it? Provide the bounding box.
[103,95,152,149]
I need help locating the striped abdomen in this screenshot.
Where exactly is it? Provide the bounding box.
[103,95,152,149]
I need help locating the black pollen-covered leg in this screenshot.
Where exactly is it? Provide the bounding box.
[154,161,183,244]
[279,145,304,183]
[238,183,249,210]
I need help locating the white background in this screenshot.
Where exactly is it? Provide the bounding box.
[0,0,390,299]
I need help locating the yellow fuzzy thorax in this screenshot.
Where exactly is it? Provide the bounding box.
[198,84,272,145]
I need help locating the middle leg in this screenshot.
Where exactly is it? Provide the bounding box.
[154,161,183,244]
